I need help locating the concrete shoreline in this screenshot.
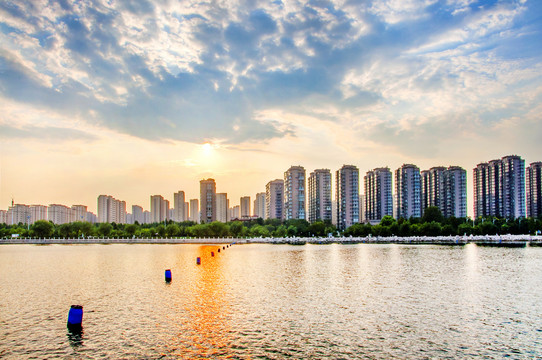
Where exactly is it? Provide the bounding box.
[1,235,541,247]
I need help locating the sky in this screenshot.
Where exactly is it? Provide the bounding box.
[1,0,541,215]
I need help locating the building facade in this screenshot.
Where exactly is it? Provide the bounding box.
[97,195,127,224]
[527,162,542,218]
[200,179,216,223]
[240,196,251,218]
[173,191,186,222]
[254,192,266,219]
[48,204,71,225]
[443,166,467,218]
[473,155,525,218]
[308,169,332,223]
[395,164,421,219]
[284,166,306,220]
[150,195,169,223]
[266,179,284,220]
[132,205,144,224]
[189,199,199,223]
[336,165,360,229]
[364,167,393,223]
[216,193,229,223]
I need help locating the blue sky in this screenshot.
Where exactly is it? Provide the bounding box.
[1,0,541,213]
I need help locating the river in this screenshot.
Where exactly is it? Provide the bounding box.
[1,243,541,358]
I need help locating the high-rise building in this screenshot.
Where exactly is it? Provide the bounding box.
[364,167,393,223]
[8,204,30,225]
[266,179,284,220]
[473,155,525,218]
[132,205,144,224]
[71,205,88,223]
[240,196,251,218]
[216,193,229,222]
[0,210,8,224]
[184,202,189,222]
[421,167,446,215]
[308,169,332,223]
[395,164,421,219]
[421,170,430,211]
[97,195,127,223]
[200,179,216,223]
[336,165,360,229]
[173,191,186,222]
[502,155,525,219]
[30,205,48,223]
[86,212,97,224]
[442,166,467,218]
[189,199,199,223]
[420,166,466,218]
[48,204,71,225]
[473,162,490,218]
[143,210,152,224]
[230,205,240,220]
[284,166,306,220]
[527,162,542,218]
[150,195,169,223]
[254,192,266,219]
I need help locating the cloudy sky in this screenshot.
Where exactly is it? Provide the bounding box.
[1,0,541,215]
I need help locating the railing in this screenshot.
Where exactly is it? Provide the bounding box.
[1,235,542,246]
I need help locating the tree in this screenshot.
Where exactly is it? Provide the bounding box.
[165,223,180,237]
[31,220,54,238]
[308,221,326,237]
[422,207,444,223]
[58,223,73,238]
[230,221,244,237]
[125,224,138,237]
[380,215,396,227]
[208,222,230,237]
[98,223,113,237]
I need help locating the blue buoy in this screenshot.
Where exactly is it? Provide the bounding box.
[67,305,83,330]
[211,252,214,257]
[165,269,172,282]
[196,257,201,265]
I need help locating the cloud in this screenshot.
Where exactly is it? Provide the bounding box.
[0,0,540,154]
[0,123,97,142]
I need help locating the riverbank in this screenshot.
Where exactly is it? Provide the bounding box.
[1,234,541,247]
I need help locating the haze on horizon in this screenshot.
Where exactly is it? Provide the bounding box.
[1,0,541,214]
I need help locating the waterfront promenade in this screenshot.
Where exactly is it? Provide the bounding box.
[1,235,541,247]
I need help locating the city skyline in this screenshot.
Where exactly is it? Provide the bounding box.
[1,1,541,216]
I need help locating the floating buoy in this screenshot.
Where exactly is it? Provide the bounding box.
[165,269,172,282]
[67,305,83,331]
[218,248,220,253]
[196,257,201,265]
[223,246,225,250]
[211,252,214,257]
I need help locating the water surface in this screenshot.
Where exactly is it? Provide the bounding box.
[1,243,541,358]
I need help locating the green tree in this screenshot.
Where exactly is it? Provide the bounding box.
[125,224,138,237]
[208,222,230,237]
[380,215,396,227]
[458,223,474,235]
[422,206,444,223]
[308,221,326,237]
[421,221,442,236]
[31,220,54,238]
[230,221,244,237]
[58,223,73,238]
[165,223,180,237]
[98,223,113,237]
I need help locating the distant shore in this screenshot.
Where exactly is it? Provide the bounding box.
[1,235,541,247]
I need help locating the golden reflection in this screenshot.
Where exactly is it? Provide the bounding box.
[179,245,232,358]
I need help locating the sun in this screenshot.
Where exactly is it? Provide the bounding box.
[202,142,212,152]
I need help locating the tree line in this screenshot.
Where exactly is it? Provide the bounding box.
[1,207,541,239]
